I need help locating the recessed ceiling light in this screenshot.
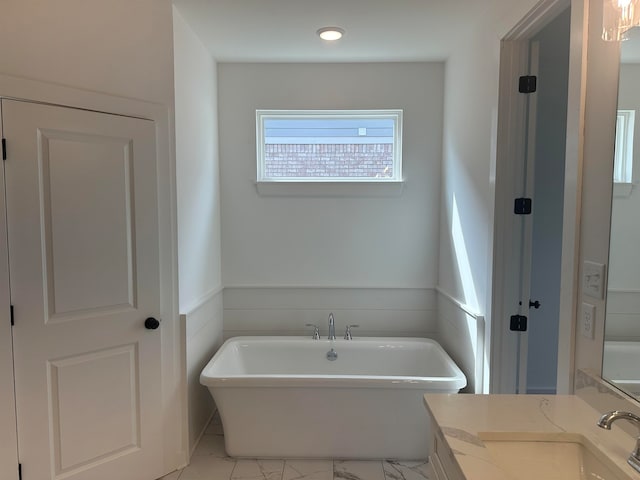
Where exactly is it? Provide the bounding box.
[317,27,345,41]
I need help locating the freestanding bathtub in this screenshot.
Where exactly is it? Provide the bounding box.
[200,336,467,459]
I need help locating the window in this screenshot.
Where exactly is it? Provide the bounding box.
[614,109,635,184]
[256,110,403,183]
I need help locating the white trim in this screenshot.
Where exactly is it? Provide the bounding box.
[613,182,634,197]
[491,37,531,394]
[556,0,589,395]
[255,109,403,183]
[613,109,635,183]
[0,73,163,119]
[0,97,19,480]
[435,286,483,319]
[255,180,404,197]
[266,137,394,145]
[180,286,224,316]
[223,284,432,291]
[0,73,185,471]
[501,0,572,40]
[189,410,216,458]
[607,288,640,294]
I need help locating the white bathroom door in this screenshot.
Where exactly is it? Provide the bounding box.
[3,99,164,480]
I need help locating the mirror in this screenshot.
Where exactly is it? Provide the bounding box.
[603,26,640,398]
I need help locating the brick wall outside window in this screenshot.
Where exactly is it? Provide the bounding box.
[264,144,393,178]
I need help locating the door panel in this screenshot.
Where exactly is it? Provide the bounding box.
[50,344,140,473]
[41,129,136,319]
[3,99,163,480]
[0,101,20,480]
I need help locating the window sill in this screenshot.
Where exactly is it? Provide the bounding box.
[614,182,634,198]
[255,181,405,197]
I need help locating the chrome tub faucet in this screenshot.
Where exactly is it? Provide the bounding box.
[344,324,359,340]
[597,410,640,473]
[305,324,321,340]
[328,313,336,340]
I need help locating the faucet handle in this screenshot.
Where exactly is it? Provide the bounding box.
[305,324,321,340]
[344,324,360,340]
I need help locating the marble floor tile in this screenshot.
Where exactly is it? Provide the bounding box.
[333,460,385,480]
[382,461,429,480]
[193,434,228,457]
[179,455,236,480]
[282,460,333,480]
[231,459,285,480]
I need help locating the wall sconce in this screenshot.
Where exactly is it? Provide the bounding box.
[603,0,640,41]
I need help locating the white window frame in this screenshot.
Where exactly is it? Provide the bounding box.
[614,109,635,184]
[256,109,403,183]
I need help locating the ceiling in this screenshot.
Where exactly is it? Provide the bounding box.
[173,0,494,63]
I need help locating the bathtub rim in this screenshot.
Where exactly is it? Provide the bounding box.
[200,335,467,391]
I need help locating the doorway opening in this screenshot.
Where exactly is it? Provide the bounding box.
[491,0,577,394]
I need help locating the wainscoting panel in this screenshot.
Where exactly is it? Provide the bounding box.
[435,288,484,393]
[183,289,224,456]
[605,290,640,341]
[223,287,437,339]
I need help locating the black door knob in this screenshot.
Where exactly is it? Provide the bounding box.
[529,300,541,309]
[144,317,161,330]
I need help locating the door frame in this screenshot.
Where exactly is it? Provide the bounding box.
[0,74,186,473]
[491,0,585,394]
[0,99,20,480]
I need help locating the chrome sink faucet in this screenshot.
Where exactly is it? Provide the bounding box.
[328,313,336,340]
[597,410,640,473]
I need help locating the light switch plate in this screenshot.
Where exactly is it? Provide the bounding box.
[581,302,595,339]
[583,261,606,299]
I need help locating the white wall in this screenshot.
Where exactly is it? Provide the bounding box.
[173,8,222,312]
[605,64,640,341]
[173,7,224,454]
[218,62,444,337]
[436,25,501,391]
[219,62,442,288]
[0,0,174,104]
[438,27,498,317]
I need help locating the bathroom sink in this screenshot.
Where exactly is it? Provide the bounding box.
[478,432,633,480]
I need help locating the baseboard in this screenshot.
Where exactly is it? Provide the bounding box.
[189,409,216,459]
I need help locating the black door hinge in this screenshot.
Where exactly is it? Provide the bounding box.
[2,138,6,160]
[18,463,22,480]
[514,197,532,215]
[519,75,537,93]
[10,305,14,326]
[510,315,528,332]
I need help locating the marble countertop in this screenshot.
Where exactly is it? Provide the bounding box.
[423,394,640,480]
